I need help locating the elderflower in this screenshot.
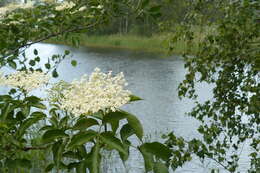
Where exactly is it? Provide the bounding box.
[59,68,131,116]
[55,1,76,11]
[0,71,50,92]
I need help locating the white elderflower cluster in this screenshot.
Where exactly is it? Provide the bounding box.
[0,71,50,92]
[59,68,131,116]
[55,1,76,11]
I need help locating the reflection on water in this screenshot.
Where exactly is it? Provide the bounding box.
[1,43,251,173]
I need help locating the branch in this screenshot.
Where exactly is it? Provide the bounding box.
[3,20,101,60]
[22,146,48,151]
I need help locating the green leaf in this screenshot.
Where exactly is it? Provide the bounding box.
[140,142,172,161]
[103,110,143,140]
[139,145,154,172]
[71,60,77,67]
[45,163,54,172]
[15,159,32,169]
[125,111,144,140]
[52,140,65,167]
[29,102,46,110]
[129,95,143,102]
[149,5,161,13]
[154,161,169,173]
[18,111,46,137]
[63,151,81,160]
[52,69,59,78]
[141,0,150,8]
[120,123,134,141]
[8,60,17,69]
[35,56,40,62]
[89,143,101,173]
[73,118,99,130]
[64,50,70,55]
[67,131,96,149]
[45,63,51,69]
[29,60,36,66]
[42,129,68,143]
[119,140,130,162]
[100,132,127,155]
[34,49,38,55]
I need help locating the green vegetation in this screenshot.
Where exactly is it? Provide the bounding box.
[49,34,170,54]
[0,0,259,172]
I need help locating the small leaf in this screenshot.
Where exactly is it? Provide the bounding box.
[52,69,59,78]
[129,95,143,102]
[64,50,70,55]
[35,56,40,62]
[71,60,77,67]
[42,129,68,143]
[34,49,38,55]
[45,63,51,69]
[29,60,36,66]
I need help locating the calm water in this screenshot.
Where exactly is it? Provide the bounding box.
[1,43,251,173]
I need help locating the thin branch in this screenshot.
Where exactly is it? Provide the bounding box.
[22,146,48,151]
[3,20,101,60]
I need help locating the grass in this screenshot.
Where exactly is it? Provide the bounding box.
[47,25,216,55]
[47,33,196,55]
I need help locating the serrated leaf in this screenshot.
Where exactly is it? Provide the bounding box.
[100,132,127,155]
[29,102,46,110]
[120,123,134,141]
[42,129,68,143]
[103,110,143,140]
[140,142,172,161]
[67,131,96,149]
[73,118,99,130]
[18,112,46,137]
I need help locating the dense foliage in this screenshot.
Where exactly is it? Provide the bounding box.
[167,0,259,172]
[0,0,259,173]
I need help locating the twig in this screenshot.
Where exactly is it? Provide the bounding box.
[3,20,101,60]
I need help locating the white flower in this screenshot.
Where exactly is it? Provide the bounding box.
[58,68,131,116]
[78,6,87,12]
[0,71,50,92]
[55,2,75,11]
